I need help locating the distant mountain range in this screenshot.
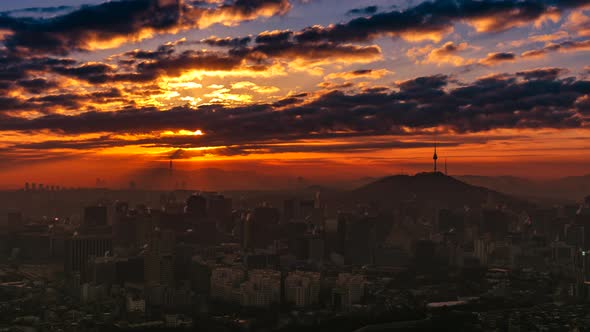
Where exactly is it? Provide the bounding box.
[352,172,530,209]
[457,174,590,203]
[118,167,590,204]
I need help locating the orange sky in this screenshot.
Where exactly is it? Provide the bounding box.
[0,0,589,189]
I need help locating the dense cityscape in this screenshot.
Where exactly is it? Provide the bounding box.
[0,0,590,330]
[1,150,590,331]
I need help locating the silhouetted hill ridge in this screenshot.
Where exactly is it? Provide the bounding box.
[353,172,529,209]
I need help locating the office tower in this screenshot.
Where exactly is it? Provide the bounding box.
[5,211,23,231]
[83,206,108,228]
[414,239,437,268]
[245,206,280,249]
[332,273,366,309]
[240,269,281,308]
[112,202,139,248]
[283,199,296,223]
[186,194,207,218]
[210,267,245,303]
[144,229,175,286]
[285,271,321,307]
[207,194,232,220]
[64,234,112,282]
[87,256,117,285]
[190,256,212,296]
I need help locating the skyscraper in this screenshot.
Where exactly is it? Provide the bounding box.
[145,229,175,286]
[83,206,108,228]
[64,234,112,282]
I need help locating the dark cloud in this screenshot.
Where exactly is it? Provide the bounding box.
[398,74,449,91]
[51,49,248,84]
[255,30,293,44]
[0,52,75,84]
[12,136,465,156]
[1,71,587,149]
[231,40,382,63]
[516,67,568,80]
[0,5,74,16]
[136,50,248,76]
[479,52,516,65]
[121,40,183,61]
[347,6,378,16]
[200,36,252,48]
[52,63,112,81]
[0,0,181,55]
[521,38,590,58]
[351,69,374,75]
[17,78,59,94]
[0,0,291,55]
[294,0,587,44]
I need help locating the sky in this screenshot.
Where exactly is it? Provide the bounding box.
[0,0,589,189]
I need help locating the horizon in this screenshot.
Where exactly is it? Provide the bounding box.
[3,166,590,192]
[0,0,588,187]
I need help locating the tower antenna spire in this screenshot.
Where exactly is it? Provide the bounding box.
[445,158,448,176]
[433,141,438,173]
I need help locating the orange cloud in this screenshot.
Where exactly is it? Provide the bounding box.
[419,41,475,66]
[564,11,590,37]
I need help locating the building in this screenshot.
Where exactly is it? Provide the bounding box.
[186,194,207,219]
[83,206,108,228]
[64,234,113,283]
[285,271,321,307]
[245,206,280,249]
[126,294,146,314]
[190,256,213,296]
[210,267,245,303]
[240,269,281,307]
[145,229,175,286]
[332,273,366,309]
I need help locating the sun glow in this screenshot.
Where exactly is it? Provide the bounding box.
[162,129,205,136]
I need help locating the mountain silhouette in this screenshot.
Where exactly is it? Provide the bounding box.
[353,172,530,209]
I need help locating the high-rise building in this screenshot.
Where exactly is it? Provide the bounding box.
[245,206,280,249]
[145,229,175,286]
[207,194,232,220]
[64,234,112,282]
[190,256,213,296]
[285,271,321,307]
[186,194,207,218]
[240,269,281,307]
[83,206,108,228]
[332,273,366,309]
[210,267,245,303]
[5,211,23,231]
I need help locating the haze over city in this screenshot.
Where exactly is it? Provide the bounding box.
[3,1,590,331]
[0,0,589,189]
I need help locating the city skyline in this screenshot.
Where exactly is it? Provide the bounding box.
[0,0,589,188]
